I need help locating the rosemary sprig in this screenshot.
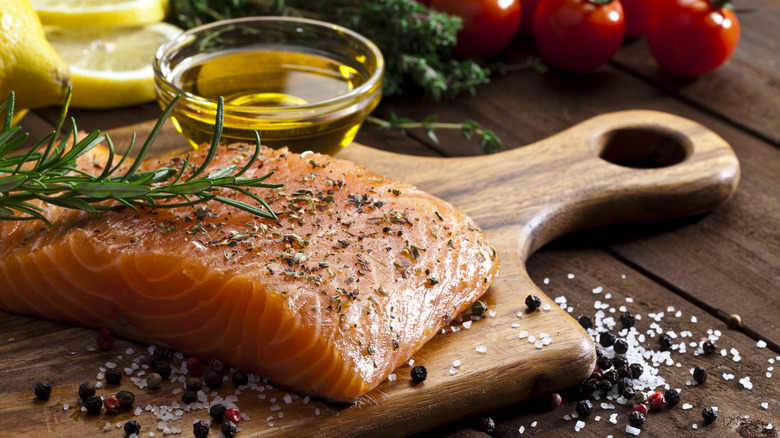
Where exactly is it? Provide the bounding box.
[0,91,281,225]
[367,114,503,155]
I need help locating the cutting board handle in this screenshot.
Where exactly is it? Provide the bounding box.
[345,110,741,260]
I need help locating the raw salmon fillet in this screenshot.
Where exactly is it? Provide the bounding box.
[0,144,499,401]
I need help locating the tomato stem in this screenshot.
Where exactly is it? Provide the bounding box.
[709,0,733,9]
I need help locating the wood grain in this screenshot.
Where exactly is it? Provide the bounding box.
[1,110,741,437]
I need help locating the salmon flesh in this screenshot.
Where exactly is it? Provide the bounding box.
[0,145,499,402]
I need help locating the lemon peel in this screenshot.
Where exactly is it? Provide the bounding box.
[46,22,183,109]
[30,0,169,28]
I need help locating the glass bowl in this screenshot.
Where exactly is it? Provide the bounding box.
[153,16,384,155]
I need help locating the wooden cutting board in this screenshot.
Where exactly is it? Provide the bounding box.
[0,110,739,437]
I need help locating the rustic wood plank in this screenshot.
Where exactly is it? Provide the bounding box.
[425,248,780,437]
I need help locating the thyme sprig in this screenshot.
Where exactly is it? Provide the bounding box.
[0,91,280,225]
[367,114,503,155]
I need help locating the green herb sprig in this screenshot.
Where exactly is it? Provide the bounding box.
[367,114,503,155]
[0,91,280,225]
[167,0,492,100]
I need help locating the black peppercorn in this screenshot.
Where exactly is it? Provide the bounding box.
[613,339,629,354]
[193,420,210,438]
[612,354,629,369]
[221,422,237,438]
[78,382,96,401]
[116,389,135,409]
[576,400,593,418]
[84,395,103,414]
[629,410,646,428]
[209,403,227,423]
[525,294,542,311]
[596,355,613,371]
[124,419,141,435]
[232,369,248,387]
[658,333,673,351]
[620,311,636,329]
[186,378,203,392]
[602,369,619,384]
[221,421,238,438]
[34,381,52,400]
[181,390,197,404]
[152,360,172,379]
[693,366,707,384]
[583,378,600,393]
[630,363,644,379]
[702,339,717,355]
[105,368,122,385]
[410,365,428,382]
[204,370,222,388]
[665,388,680,407]
[577,315,593,330]
[616,364,631,378]
[478,416,496,434]
[598,379,613,392]
[150,347,171,363]
[599,331,616,348]
[702,407,718,424]
[622,386,637,400]
[617,377,633,395]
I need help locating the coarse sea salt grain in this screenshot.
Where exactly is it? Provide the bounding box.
[476,345,487,353]
[626,425,641,436]
[544,277,550,284]
[609,413,618,424]
[757,340,767,348]
[740,376,753,389]
[568,273,575,279]
[592,286,603,294]
[682,403,694,410]
[519,425,525,434]
[575,420,585,431]
[762,402,769,409]
[723,373,735,380]
[531,421,537,427]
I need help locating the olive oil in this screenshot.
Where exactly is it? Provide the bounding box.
[166,49,380,154]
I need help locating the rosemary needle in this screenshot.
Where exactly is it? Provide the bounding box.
[0,90,281,225]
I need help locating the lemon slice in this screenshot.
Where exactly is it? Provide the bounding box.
[45,22,182,109]
[30,0,169,27]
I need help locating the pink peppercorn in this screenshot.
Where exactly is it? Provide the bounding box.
[633,404,649,415]
[96,327,114,350]
[187,357,204,377]
[224,407,242,423]
[104,396,121,414]
[648,391,664,411]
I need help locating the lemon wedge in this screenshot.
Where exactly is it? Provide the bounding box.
[30,0,169,27]
[45,22,182,109]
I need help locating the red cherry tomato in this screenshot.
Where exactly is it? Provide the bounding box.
[430,0,522,59]
[621,0,657,38]
[647,0,740,77]
[533,0,625,73]
[518,0,543,34]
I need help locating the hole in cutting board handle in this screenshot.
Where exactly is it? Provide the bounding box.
[596,128,690,169]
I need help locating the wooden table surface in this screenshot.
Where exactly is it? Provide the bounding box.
[7,1,779,436]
